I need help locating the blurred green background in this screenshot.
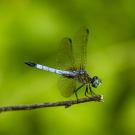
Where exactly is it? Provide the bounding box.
[0,0,135,135]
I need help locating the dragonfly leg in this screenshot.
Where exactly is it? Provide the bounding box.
[85,85,89,97]
[74,84,84,102]
[74,92,78,102]
[89,84,96,95]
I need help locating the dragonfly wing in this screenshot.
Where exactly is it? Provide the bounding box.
[56,37,74,70]
[73,27,89,70]
[58,77,76,97]
[57,38,75,97]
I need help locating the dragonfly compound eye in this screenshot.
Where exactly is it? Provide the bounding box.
[91,76,101,88]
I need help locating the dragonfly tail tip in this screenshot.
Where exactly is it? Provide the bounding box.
[24,61,36,67]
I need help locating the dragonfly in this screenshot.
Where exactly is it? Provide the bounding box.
[25,27,101,100]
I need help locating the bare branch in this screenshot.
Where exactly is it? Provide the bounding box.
[0,95,103,113]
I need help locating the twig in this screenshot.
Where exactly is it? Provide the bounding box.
[0,95,103,113]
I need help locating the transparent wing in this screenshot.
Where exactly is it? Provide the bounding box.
[73,27,89,70]
[58,77,76,97]
[56,38,76,97]
[56,38,74,70]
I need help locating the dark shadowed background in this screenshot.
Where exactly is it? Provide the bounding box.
[0,0,135,135]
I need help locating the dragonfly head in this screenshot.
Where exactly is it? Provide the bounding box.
[91,76,101,88]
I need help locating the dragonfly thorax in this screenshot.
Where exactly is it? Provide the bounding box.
[71,70,91,84]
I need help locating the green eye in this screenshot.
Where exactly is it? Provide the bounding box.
[91,76,101,88]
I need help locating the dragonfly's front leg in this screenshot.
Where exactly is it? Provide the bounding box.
[89,84,96,96]
[74,84,84,102]
[85,85,89,97]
